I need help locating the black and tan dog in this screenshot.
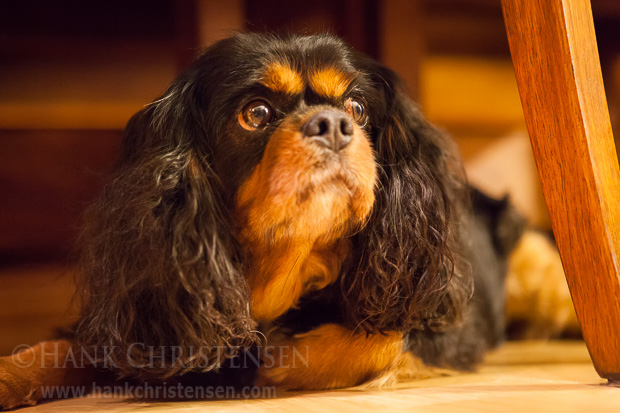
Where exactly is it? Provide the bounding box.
[0,33,577,409]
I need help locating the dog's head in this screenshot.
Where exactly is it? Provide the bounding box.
[76,33,471,378]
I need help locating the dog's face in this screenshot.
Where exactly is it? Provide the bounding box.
[78,33,470,379]
[186,35,379,246]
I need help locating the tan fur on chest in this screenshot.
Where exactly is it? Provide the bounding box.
[245,240,348,321]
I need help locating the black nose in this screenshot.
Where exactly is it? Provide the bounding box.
[301,110,354,152]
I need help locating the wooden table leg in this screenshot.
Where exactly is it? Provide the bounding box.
[501,0,620,381]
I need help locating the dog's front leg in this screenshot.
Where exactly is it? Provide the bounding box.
[256,323,409,390]
[0,340,96,410]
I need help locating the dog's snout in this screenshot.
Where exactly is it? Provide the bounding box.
[302,110,353,152]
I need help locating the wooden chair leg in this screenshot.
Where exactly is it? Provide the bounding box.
[501,0,620,381]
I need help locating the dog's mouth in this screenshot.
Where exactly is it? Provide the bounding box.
[297,164,359,203]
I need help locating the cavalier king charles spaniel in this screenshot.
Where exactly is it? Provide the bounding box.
[2,33,574,409]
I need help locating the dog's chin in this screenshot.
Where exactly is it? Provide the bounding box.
[238,165,374,246]
[299,158,359,201]
[296,171,365,234]
[272,169,372,244]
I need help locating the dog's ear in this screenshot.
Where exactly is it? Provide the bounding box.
[342,60,473,333]
[75,71,258,379]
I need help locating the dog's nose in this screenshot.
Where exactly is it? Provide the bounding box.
[301,110,354,152]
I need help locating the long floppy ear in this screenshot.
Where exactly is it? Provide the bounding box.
[342,61,473,333]
[75,72,258,380]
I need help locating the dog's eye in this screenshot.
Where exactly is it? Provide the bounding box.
[345,98,367,125]
[239,100,274,130]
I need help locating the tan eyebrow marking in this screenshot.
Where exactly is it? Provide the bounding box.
[309,67,353,98]
[260,62,304,95]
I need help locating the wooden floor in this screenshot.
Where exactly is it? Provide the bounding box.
[8,341,618,412]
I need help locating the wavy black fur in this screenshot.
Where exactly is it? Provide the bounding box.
[75,33,524,380]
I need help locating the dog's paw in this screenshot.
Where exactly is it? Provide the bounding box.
[0,340,89,410]
[0,356,39,410]
[256,324,403,390]
[506,231,581,338]
[256,325,348,390]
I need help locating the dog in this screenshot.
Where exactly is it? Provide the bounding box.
[0,33,575,409]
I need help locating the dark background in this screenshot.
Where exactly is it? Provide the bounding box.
[1,0,620,266]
